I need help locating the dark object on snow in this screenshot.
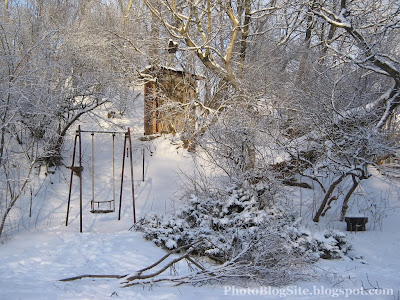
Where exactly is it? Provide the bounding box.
[167,39,178,54]
[345,217,368,232]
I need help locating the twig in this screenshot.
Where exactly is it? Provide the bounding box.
[186,256,207,272]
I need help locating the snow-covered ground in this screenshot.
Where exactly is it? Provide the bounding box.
[0,95,399,299]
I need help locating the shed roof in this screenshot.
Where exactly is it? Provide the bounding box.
[139,65,205,81]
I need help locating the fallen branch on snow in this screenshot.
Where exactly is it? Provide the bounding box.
[59,240,206,285]
[60,274,126,282]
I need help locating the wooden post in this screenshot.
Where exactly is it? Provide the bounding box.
[142,148,145,182]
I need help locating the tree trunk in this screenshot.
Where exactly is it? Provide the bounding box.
[340,174,359,221]
[313,174,345,222]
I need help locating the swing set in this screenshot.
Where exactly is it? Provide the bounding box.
[65,125,136,232]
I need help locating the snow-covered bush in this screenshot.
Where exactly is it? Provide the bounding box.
[283,226,351,261]
[135,182,350,272]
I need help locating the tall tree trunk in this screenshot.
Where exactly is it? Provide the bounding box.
[239,0,251,71]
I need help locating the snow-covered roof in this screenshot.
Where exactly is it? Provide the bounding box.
[139,65,205,81]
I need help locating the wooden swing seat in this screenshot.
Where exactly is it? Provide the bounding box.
[90,199,115,214]
[91,209,114,214]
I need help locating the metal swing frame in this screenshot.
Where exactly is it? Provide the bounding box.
[65,125,136,232]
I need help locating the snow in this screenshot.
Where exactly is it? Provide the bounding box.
[0,93,399,299]
[165,238,178,249]
[338,8,351,28]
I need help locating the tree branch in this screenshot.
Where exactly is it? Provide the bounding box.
[60,274,126,282]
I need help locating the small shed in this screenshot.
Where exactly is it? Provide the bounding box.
[140,65,203,135]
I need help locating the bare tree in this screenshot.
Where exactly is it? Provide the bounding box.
[264,0,400,222]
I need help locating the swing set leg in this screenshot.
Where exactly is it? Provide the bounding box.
[118,128,136,223]
[66,133,78,227]
[118,136,126,221]
[79,127,83,233]
[65,126,82,233]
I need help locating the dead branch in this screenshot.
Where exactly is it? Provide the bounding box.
[60,233,309,289]
[282,179,312,189]
[60,274,126,282]
[134,239,203,276]
[59,239,205,285]
[123,252,191,282]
